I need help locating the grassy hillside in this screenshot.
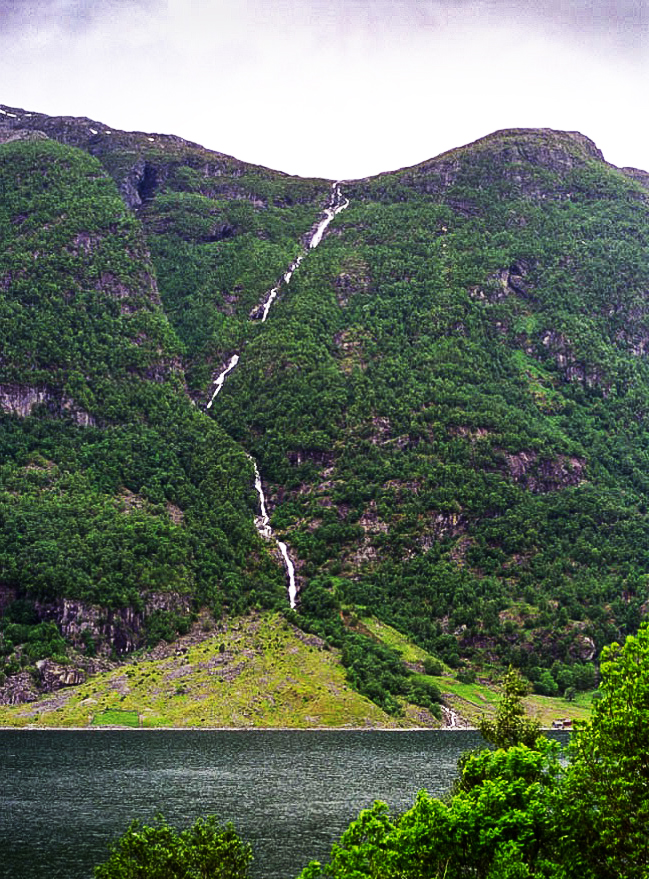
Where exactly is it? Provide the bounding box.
[0,613,431,728]
[0,611,586,729]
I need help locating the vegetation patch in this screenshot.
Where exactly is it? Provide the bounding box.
[91,708,140,727]
[0,613,425,729]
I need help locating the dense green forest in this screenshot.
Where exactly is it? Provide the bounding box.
[2,106,649,713]
[0,135,288,678]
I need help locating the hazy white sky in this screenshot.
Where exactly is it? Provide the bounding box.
[1,0,648,179]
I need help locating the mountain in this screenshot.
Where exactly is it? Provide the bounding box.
[2,103,649,716]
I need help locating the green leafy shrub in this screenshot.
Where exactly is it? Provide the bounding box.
[422,657,443,676]
[94,814,252,879]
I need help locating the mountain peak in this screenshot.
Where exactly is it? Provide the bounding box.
[385,127,607,186]
[448,127,605,163]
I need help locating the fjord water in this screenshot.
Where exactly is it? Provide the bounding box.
[0,729,483,879]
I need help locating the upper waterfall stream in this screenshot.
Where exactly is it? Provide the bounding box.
[308,186,349,249]
[206,354,240,409]
[207,182,349,606]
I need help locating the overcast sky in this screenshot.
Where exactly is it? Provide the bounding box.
[1,0,648,179]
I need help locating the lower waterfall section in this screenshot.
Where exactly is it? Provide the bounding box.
[250,457,297,609]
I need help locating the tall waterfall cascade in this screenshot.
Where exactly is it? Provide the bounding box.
[207,182,349,606]
[249,457,298,609]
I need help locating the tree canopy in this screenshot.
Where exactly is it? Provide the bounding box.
[94,815,252,879]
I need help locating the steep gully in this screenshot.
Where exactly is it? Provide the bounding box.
[206,183,349,607]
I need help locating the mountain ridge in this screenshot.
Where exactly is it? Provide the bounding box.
[5,102,647,184]
[2,103,649,721]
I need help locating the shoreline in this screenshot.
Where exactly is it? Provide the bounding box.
[0,723,479,732]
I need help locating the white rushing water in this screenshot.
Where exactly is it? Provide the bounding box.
[258,181,348,320]
[308,183,349,250]
[260,284,280,323]
[250,457,297,608]
[278,541,297,609]
[260,255,304,322]
[250,457,273,539]
[208,182,349,606]
[441,705,464,729]
[282,254,304,286]
[206,354,240,409]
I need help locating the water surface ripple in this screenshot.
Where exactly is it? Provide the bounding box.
[0,729,485,879]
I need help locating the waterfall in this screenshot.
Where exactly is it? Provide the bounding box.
[441,705,463,729]
[258,181,348,320]
[250,457,272,539]
[206,354,240,409]
[260,255,304,322]
[308,183,349,250]
[207,182,349,606]
[249,457,297,609]
[278,542,297,609]
[260,284,279,323]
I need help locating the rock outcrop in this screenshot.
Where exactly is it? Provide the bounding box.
[0,384,96,425]
[34,593,192,657]
[503,451,586,493]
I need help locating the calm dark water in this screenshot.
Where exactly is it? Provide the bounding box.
[0,729,486,879]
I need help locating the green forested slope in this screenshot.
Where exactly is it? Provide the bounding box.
[208,129,649,688]
[0,136,288,679]
[2,108,649,713]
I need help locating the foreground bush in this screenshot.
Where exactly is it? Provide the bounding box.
[559,624,649,879]
[94,814,252,879]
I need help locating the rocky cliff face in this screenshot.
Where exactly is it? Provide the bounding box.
[35,593,192,656]
[0,591,193,705]
[0,384,96,425]
[503,452,586,493]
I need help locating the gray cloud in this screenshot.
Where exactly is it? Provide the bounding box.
[261,0,648,51]
[0,0,163,34]
[500,0,648,50]
[2,0,645,52]
[1,0,647,177]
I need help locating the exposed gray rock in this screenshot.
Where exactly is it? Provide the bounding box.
[35,593,192,657]
[569,634,597,662]
[419,511,468,550]
[120,158,164,210]
[503,450,586,493]
[0,128,49,145]
[0,592,195,706]
[287,449,335,467]
[0,671,39,706]
[35,659,87,690]
[622,166,649,193]
[0,384,96,425]
[539,330,609,390]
